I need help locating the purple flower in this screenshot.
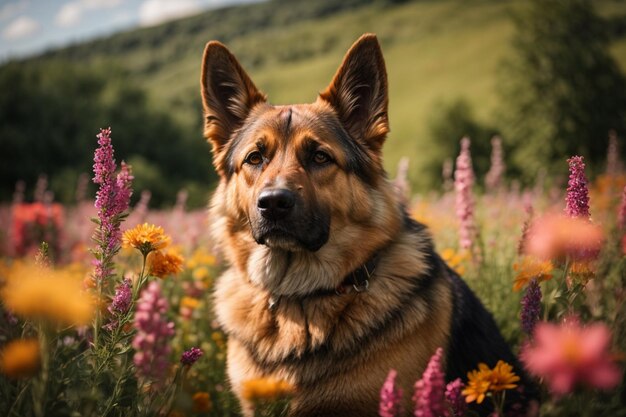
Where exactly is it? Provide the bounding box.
[413,348,445,417]
[108,279,132,315]
[132,281,175,383]
[485,135,506,191]
[180,347,203,367]
[565,156,590,219]
[92,128,133,283]
[444,378,466,417]
[380,369,403,417]
[454,137,477,253]
[521,279,542,335]
[618,186,626,231]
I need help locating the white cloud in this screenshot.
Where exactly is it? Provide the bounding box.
[138,0,201,27]
[2,15,40,39]
[54,0,124,28]
[0,0,30,22]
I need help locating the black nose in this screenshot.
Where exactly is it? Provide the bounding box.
[257,188,296,220]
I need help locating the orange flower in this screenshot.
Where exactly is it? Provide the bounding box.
[1,261,94,326]
[513,256,553,291]
[462,365,491,404]
[192,391,212,412]
[1,339,40,378]
[241,378,295,402]
[122,223,171,255]
[489,360,520,391]
[148,250,184,278]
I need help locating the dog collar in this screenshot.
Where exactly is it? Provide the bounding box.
[267,252,380,310]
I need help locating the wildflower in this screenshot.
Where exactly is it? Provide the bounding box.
[517,203,534,255]
[2,262,94,326]
[444,378,466,417]
[524,214,603,262]
[123,223,171,256]
[520,279,542,335]
[512,256,553,291]
[241,378,295,402]
[148,250,184,278]
[565,156,590,219]
[619,185,626,231]
[413,347,445,417]
[379,369,403,417]
[192,392,212,412]
[0,339,40,378]
[454,137,477,253]
[132,281,175,383]
[521,316,622,395]
[462,365,490,404]
[180,347,203,367]
[92,128,133,283]
[489,360,520,391]
[441,248,467,276]
[108,278,132,315]
[485,135,505,191]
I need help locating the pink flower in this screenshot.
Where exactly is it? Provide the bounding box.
[444,378,466,417]
[380,369,403,417]
[454,137,476,252]
[485,135,506,191]
[564,156,590,219]
[521,317,622,395]
[524,214,603,262]
[413,348,445,417]
[132,281,175,383]
[618,186,626,231]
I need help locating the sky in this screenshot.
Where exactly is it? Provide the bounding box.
[0,0,257,61]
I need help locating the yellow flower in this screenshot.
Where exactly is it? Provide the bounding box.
[241,378,295,402]
[122,223,171,255]
[148,250,184,278]
[192,266,210,281]
[513,256,553,291]
[192,392,212,412]
[1,339,40,378]
[441,248,468,276]
[462,365,491,404]
[489,360,520,392]
[181,296,200,310]
[186,248,217,269]
[1,262,94,326]
[462,361,519,403]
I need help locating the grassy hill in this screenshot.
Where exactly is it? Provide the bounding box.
[7,0,626,198]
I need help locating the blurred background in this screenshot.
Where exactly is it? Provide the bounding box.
[1,0,625,208]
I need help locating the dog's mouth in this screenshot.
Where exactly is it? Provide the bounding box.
[251,216,330,252]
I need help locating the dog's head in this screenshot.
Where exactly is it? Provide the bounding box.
[202,34,403,293]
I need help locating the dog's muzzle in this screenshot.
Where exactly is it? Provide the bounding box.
[257,188,296,220]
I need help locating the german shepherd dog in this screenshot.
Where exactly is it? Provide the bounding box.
[201,34,531,416]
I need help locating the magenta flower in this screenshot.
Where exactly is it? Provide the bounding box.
[108,278,132,315]
[92,128,133,283]
[444,378,466,417]
[520,279,541,336]
[380,369,403,417]
[413,347,445,417]
[454,137,476,252]
[564,156,590,219]
[132,281,175,383]
[180,347,203,367]
[618,185,626,231]
[521,316,622,395]
[485,135,506,191]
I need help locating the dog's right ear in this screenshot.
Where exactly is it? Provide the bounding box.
[201,41,266,160]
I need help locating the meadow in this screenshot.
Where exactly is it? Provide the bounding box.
[0,128,625,416]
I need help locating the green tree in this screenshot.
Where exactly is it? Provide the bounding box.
[500,0,626,180]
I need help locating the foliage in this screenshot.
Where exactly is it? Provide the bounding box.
[499,0,626,182]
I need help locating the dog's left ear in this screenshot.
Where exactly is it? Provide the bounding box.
[319,33,389,153]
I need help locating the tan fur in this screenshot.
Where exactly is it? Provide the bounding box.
[201,34,456,417]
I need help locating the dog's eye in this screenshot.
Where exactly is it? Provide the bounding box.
[313,151,331,165]
[245,151,263,166]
